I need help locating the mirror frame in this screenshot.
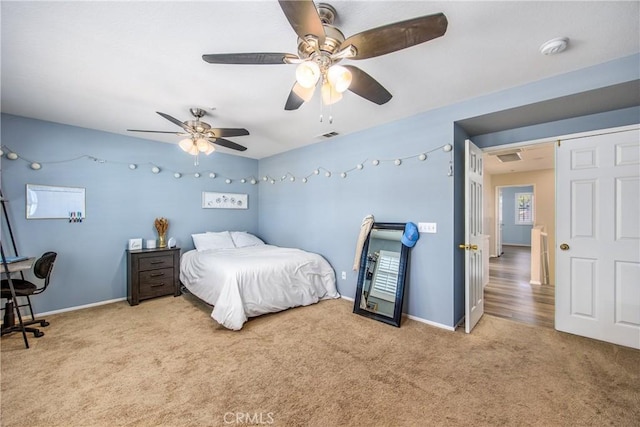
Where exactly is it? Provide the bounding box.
[353,222,409,327]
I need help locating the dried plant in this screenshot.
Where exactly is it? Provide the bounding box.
[154,217,169,235]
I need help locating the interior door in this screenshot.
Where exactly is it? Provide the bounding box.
[556,126,640,349]
[464,139,485,333]
[497,188,503,256]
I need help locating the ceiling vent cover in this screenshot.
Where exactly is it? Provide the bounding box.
[320,131,339,138]
[496,152,522,162]
[488,148,523,163]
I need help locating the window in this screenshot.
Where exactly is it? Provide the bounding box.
[515,192,534,224]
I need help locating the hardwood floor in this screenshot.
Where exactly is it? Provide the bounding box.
[484,245,555,328]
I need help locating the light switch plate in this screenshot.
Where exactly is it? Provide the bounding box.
[418,222,437,233]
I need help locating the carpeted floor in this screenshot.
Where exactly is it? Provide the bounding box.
[1,295,639,426]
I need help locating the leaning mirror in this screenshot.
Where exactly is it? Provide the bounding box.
[353,222,409,327]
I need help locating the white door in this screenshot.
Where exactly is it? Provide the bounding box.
[464,139,485,333]
[496,188,503,256]
[556,126,640,349]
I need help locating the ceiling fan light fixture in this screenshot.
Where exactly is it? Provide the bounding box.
[293,83,315,102]
[179,138,194,153]
[196,138,210,152]
[322,80,342,105]
[203,142,216,156]
[296,61,321,88]
[327,65,352,93]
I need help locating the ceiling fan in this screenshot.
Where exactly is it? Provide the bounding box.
[127,108,250,153]
[202,1,448,111]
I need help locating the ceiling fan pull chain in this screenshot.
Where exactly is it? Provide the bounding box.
[319,90,324,122]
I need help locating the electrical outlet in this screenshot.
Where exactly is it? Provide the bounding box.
[341,271,347,280]
[418,222,437,233]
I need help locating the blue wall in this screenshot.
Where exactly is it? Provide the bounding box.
[2,54,639,327]
[500,186,534,246]
[260,54,640,328]
[1,115,259,313]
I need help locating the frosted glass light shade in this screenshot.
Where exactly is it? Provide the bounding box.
[327,65,352,93]
[321,81,342,105]
[293,82,315,102]
[295,61,320,88]
[179,138,193,153]
[196,138,209,152]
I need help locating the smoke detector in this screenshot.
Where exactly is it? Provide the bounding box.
[540,37,569,55]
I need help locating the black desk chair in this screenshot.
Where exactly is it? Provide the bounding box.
[1,251,57,338]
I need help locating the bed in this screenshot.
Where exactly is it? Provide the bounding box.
[179,231,339,330]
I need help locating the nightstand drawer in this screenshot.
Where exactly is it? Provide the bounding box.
[139,255,174,271]
[139,272,174,299]
[139,267,173,283]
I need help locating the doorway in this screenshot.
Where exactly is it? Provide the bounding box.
[482,142,556,328]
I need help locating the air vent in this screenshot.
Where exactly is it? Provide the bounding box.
[496,152,522,162]
[320,131,339,139]
[488,148,523,163]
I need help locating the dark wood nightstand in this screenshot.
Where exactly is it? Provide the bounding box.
[127,247,181,306]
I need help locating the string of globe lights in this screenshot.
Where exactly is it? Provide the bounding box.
[262,143,452,184]
[0,143,453,184]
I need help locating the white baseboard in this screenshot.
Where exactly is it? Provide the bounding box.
[341,295,454,331]
[36,297,126,318]
[404,313,456,331]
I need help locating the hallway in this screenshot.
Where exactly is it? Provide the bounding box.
[484,245,555,328]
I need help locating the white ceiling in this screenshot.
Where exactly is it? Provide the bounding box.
[2,1,639,160]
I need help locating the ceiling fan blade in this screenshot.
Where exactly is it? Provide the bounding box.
[342,13,448,60]
[202,52,299,65]
[278,0,325,43]
[343,65,392,105]
[127,129,183,135]
[209,128,250,138]
[210,138,247,152]
[284,83,306,111]
[156,112,195,133]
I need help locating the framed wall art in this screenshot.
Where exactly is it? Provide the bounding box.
[202,192,248,209]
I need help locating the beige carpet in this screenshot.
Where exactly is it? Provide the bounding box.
[1,295,639,427]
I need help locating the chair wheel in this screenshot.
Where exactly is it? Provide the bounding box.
[40,321,50,327]
[34,330,45,338]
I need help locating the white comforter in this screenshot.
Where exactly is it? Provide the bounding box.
[180,245,339,330]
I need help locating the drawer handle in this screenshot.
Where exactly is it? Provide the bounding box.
[150,261,165,265]
[149,272,165,278]
[151,282,166,287]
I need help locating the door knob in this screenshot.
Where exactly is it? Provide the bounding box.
[458,244,478,250]
[560,243,570,251]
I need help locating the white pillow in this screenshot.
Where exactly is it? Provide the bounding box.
[230,231,265,248]
[192,231,236,251]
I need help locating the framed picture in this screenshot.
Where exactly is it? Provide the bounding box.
[202,192,248,209]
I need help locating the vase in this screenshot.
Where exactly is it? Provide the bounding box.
[158,233,167,248]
